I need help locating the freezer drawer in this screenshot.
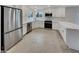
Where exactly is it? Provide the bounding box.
[4,29,22,51]
[15,29,22,42]
[4,31,16,51]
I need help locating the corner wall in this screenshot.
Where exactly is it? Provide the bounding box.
[65,6,79,25]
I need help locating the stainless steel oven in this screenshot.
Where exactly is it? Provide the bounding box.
[44,21,52,29]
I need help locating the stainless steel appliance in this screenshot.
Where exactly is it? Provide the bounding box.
[45,13,52,17]
[27,22,32,33]
[44,21,52,29]
[1,6,22,52]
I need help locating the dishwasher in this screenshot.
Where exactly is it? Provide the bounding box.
[27,22,32,33]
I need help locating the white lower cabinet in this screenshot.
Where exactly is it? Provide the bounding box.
[52,22,60,30]
[23,24,27,35]
[32,21,39,29]
[37,21,44,28]
[32,22,35,29]
[32,21,44,29]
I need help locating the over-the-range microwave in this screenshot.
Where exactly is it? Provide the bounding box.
[45,13,52,17]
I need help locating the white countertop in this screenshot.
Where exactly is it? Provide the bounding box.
[57,21,79,29]
[24,18,79,30]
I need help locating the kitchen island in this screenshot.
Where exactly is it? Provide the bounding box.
[56,21,79,51]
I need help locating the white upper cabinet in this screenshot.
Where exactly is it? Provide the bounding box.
[44,7,65,17]
[53,7,65,17]
[44,8,53,13]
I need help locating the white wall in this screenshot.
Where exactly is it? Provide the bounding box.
[66,29,79,51]
[65,6,79,25]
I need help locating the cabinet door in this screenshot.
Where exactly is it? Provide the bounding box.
[23,24,27,35]
[38,21,44,28]
[53,22,60,30]
[32,21,44,29]
[53,8,56,17]
[34,21,39,28]
[32,22,35,29]
[32,21,39,29]
[55,8,65,17]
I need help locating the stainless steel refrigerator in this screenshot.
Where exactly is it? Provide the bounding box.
[1,6,22,52]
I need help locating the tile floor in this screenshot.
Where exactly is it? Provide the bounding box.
[7,28,79,53]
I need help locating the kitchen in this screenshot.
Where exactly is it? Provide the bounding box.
[0,5,79,53]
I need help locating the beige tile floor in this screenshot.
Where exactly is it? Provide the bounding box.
[7,28,79,53]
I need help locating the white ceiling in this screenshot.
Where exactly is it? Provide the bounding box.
[21,5,79,9]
